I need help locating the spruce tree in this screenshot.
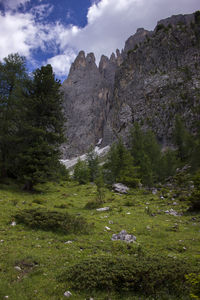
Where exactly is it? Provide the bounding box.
[0,53,27,178]
[104,139,139,187]
[86,147,99,182]
[130,123,161,186]
[15,64,65,190]
[73,159,90,184]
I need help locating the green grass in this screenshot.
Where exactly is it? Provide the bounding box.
[0,180,199,299]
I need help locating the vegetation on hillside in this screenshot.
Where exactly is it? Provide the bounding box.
[0,54,66,190]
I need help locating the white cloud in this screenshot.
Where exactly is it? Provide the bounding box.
[0,0,200,78]
[47,49,77,77]
[46,0,200,77]
[70,0,200,61]
[0,12,36,59]
[0,0,30,10]
[0,10,65,62]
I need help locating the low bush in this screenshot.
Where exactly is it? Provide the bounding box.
[84,200,102,209]
[185,273,200,299]
[188,170,200,211]
[14,209,91,234]
[59,255,194,297]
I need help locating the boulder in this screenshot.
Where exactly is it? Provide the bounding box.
[112,183,129,194]
[112,230,136,243]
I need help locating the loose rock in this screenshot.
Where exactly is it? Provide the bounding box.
[64,291,72,297]
[112,183,129,194]
[96,207,110,212]
[111,230,136,243]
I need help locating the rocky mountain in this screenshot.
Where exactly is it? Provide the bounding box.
[62,12,200,158]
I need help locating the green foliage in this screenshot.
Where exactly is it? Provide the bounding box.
[0,55,66,190]
[85,170,105,209]
[14,209,90,234]
[130,123,161,186]
[159,149,179,180]
[95,170,105,202]
[74,159,90,184]
[188,170,200,211]
[0,53,27,178]
[86,147,99,182]
[173,116,194,161]
[60,255,192,296]
[104,139,140,187]
[185,273,200,299]
[15,64,65,190]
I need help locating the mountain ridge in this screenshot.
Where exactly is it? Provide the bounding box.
[61,11,200,158]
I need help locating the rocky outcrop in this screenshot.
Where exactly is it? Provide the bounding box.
[61,50,122,158]
[62,12,200,158]
[107,12,200,145]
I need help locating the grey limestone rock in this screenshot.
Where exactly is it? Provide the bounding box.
[112,230,136,243]
[112,183,130,194]
[61,12,199,158]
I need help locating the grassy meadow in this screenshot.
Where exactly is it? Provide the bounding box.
[0,180,199,300]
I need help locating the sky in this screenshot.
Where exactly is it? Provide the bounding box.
[0,0,199,81]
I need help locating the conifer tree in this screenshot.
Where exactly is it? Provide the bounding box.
[173,116,193,161]
[130,123,161,186]
[86,147,99,182]
[73,159,90,184]
[0,53,27,178]
[15,64,65,190]
[104,139,139,187]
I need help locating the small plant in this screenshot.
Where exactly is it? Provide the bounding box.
[84,200,102,209]
[14,209,91,234]
[32,198,46,205]
[188,170,200,211]
[185,273,200,299]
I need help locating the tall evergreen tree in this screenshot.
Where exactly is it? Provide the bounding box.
[173,116,194,161]
[15,64,65,190]
[0,53,27,178]
[104,139,139,187]
[86,147,99,182]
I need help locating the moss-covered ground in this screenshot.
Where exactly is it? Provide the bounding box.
[0,180,199,299]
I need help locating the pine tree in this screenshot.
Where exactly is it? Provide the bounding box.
[73,159,90,184]
[173,116,193,161]
[86,146,99,182]
[15,64,65,190]
[0,53,27,178]
[104,139,139,187]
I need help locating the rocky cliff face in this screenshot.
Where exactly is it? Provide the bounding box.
[61,49,122,158]
[62,12,200,158]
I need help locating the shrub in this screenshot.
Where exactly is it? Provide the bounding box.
[188,170,200,211]
[14,209,91,234]
[84,200,102,209]
[73,159,90,184]
[185,273,200,299]
[59,255,193,297]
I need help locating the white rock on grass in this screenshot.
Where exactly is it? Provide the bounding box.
[14,266,21,271]
[64,291,72,297]
[105,226,111,231]
[165,209,181,216]
[11,221,16,226]
[96,207,110,212]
